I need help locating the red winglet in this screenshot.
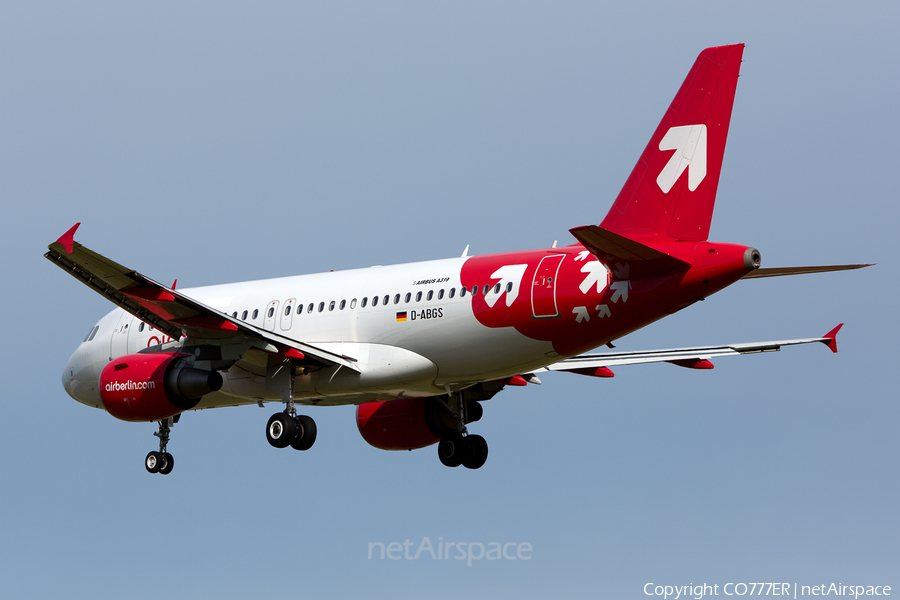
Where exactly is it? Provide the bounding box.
[572,366,615,378]
[55,223,81,254]
[822,323,843,353]
[172,316,239,331]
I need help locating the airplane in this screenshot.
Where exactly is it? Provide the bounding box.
[48,44,869,474]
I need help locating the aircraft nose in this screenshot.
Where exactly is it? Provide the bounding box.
[61,343,103,409]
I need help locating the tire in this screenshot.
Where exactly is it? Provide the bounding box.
[145,451,162,474]
[289,415,318,451]
[462,434,488,470]
[266,413,296,449]
[466,401,483,423]
[437,435,464,467]
[159,453,174,475]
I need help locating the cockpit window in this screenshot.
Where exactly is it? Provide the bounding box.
[83,325,99,342]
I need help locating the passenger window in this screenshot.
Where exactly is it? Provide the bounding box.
[297,304,304,314]
[350,298,357,309]
[494,283,501,294]
[232,312,237,318]
[506,282,513,293]
[268,307,275,318]
[415,291,422,302]
[139,322,145,332]
[329,301,335,311]
[385,295,391,305]
[318,302,324,312]
[449,288,455,299]
[472,285,478,296]
[484,284,490,295]
[404,293,411,303]
[242,310,248,320]
[340,300,346,310]
[393,294,400,304]
[437,289,443,300]
[460,287,466,297]
[372,296,378,307]
[252,309,259,319]
[308,303,314,313]
[361,297,368,308]
[284,306,291,316]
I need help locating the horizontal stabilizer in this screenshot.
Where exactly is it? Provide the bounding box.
[570,224,690,279]
[742,264,873,279]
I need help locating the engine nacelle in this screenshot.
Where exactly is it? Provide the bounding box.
[99,352,222,422]
[356,398,442,451]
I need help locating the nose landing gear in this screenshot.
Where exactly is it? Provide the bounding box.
[145,416,176,475]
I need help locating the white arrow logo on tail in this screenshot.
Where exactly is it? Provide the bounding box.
[596,304,611,318]
[573,306,590,323]
[484,264,528,308]
[579,260,610,295]
[656,124,707,193]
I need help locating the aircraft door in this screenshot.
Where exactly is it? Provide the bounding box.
[110,311,133,359]
[531,254,565,318]
[280,298,296,331]
[264,300,279,332]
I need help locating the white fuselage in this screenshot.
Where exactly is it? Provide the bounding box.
[62,255,556,411]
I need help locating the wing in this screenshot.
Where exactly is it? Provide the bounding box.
[540,324,843,377]
[45,223,359,371]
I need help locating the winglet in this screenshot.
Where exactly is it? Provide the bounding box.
[822,323,843,353]
[54,223,81,255]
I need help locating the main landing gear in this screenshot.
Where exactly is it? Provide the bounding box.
[264,357,317,452]
[146,416,177,475]
[266,410,317,451]
[435,392,488,470]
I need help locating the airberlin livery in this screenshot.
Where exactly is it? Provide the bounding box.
[48,45,869,474]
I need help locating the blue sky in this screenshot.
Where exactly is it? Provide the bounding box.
[1,2,897,598]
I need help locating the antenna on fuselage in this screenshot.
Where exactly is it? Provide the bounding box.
[461,245,469,257]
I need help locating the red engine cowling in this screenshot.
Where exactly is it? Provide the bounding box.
[99,352,223,422]
[356,398,442,451]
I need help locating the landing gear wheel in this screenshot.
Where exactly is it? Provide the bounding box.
[266,413,297,448]
[466,401,483,423]
[159,452,175,475]
[145,451,162,474]
[438,435,465,467]
[462,434,488,470]
[289,415,318,451]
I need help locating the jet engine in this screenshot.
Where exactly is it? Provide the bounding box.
[356,396,483,451]
[99,352,222,422]
[356,397,442,451]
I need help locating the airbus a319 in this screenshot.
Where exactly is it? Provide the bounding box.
[48,44,868,474]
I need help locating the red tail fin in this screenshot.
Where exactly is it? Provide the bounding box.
[600,44,744,243]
